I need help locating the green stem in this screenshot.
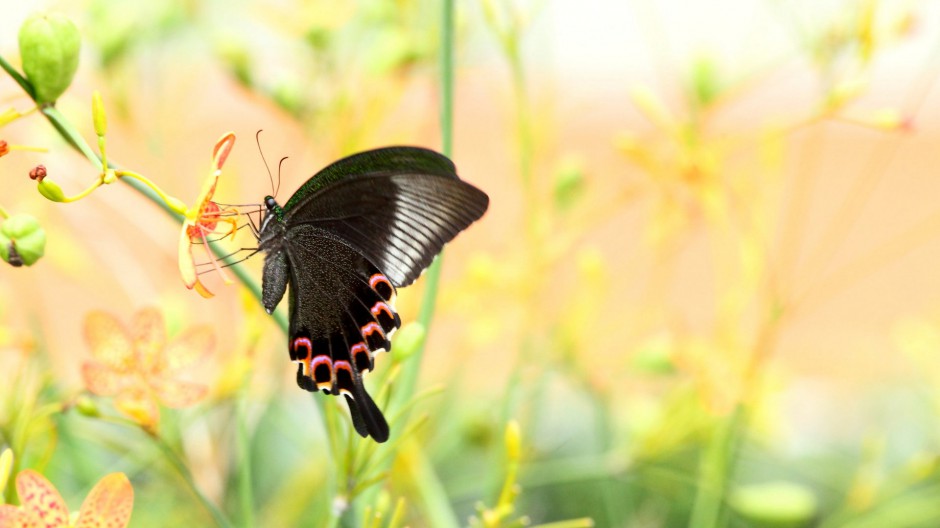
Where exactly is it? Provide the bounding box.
[0,55,35,100]
[688,405,745,528]
[509,49,533,189]
[390,0,454,420]
[236,387,256,528]
[354,0,456,520]
[151,432,233,528]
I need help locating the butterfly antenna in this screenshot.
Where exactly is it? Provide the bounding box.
[275,156,288,198]
[256,129,276,196]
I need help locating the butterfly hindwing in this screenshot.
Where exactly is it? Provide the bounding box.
[282,224,398,441]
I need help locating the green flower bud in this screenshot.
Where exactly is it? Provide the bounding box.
[0,213,46,267]
[18,12,81,104]
[729,481,817,528]
[391,322,425,363]
[75,395,100,417]
[505,420,521,461]
[92,90,107,136]
[553,158,585,211]
[37,179,66,202]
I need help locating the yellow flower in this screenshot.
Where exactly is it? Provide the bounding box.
[0,470,133,528]
[81,307,213,432]
[178,132,239,298]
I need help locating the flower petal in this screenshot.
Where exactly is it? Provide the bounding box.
[84,311,133,371]
[81,362,133,397]
[114,388,160,431]
[72,473,134,528]
[150,378,207,409]
[164,326,214,372]
[0,504,28,528]
[211,133,236,170]
[178,223,214,299]
[132,308,166,373]
[15,470,69,528]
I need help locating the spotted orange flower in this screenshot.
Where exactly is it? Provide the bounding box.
[0,470,133,528]
[179,132,239,298]
[81,307,213,431]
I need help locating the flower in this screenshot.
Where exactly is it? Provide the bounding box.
[81,307,213,431]
[178,132,239,298]
[0,470,133,528]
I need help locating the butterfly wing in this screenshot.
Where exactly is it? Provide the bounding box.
[283,146,461,211]
[281,224,400,442]
[275,146,488,443]
[283,147,489,286]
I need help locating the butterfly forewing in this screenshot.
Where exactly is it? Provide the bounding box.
[282,147,459,211]
[285,173,489,286]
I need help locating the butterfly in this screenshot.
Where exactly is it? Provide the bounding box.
[257,146,489,442]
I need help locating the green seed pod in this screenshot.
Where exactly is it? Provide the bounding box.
[37,179,66,202]
[0,213,46,267]
[18,12,81,104]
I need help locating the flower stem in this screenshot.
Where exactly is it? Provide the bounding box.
[390,0,454,421]
[117,170,187,214]
[150,431,233,528]
[687,405,744,528]
[0,55,34,100]
[236,385,255,528]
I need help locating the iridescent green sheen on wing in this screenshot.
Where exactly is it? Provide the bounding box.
[282,146,457,211]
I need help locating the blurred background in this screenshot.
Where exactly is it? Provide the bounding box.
[3,0,940,526]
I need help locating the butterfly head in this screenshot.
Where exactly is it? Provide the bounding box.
[264,195,284,222]
[258,195,287,250]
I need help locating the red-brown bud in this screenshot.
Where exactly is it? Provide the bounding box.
[29,164,47,181]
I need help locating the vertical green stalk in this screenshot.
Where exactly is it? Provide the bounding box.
[390,0,454,418]
[152,432,234,528]
[236,387,255,528]
[688,406,744,528]
[509,47,533,190]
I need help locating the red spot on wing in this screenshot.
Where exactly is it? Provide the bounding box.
[291,337,313,361]
[370,302,394,320]
[361,322,383,339]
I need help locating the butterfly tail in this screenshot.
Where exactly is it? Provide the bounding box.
[345,380,389,443]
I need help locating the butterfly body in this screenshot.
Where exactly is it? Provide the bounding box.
[258,147,488,442]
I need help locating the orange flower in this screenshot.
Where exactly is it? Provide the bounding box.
[0,470,133,528]
[179,132,239,298]
[81,307,213,431]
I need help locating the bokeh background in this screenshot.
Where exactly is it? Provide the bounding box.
[3,0,940,526]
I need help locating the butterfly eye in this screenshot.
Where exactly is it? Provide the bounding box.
[264,196,278,211]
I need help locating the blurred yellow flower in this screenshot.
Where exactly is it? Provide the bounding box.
[0,470,133,528]
[178,132,239,298]
[81,307,214,431]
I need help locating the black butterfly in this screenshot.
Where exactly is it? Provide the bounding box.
[257,146,488,442]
